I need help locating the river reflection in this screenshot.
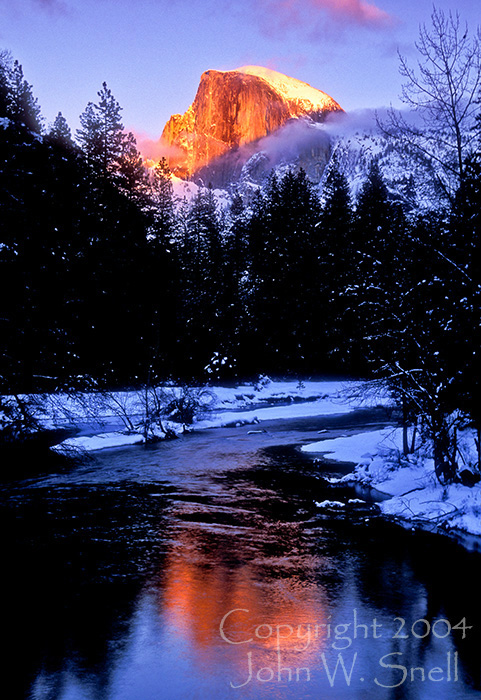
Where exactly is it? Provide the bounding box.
[2,412,481,699]
[157,520,329,671]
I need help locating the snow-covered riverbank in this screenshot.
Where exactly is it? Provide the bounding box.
[50,379,369,453]
[302,428,481,538]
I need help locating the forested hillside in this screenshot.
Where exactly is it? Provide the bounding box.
[0,44,480,479]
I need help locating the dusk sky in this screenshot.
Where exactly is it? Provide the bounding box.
[1,0,480,144]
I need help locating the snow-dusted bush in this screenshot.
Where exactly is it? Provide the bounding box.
[162,385,216,428]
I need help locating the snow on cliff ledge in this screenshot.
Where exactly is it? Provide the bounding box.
[232,66,343,115]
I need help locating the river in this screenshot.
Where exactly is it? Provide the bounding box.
[2,408,481,700]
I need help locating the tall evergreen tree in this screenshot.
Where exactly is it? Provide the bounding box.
[117,131,148,202]
[9,60,43,132]
[48,112,74,148]
[176,187,225,372]
[318,165,354,368]
[221,191,250,371]
[76,82,125,177]
[0,50,12,119]
[349,161,405,369]
[245,169,321,373]
[449,151,481,467]
[149,157,176,237]
[0,54,42,132]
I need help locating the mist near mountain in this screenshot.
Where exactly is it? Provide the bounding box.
[161,66,342,186]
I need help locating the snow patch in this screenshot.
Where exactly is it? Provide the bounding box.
[53,431,144,453]
[301,427,400,461]
[315,500,345,509]
[303,426,481,538]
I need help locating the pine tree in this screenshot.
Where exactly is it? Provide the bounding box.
[355,160,392,255]
[9,60,43,132]
[149,157,176,237]
[76,102,103,170]
[245,169,321,373]
[48,112,74,148]
[172,186,229,374]
[76,82,125,177]
[220,191,249,373]
[117,131,148,201]
[350,161,402,365]
[0,50,12,119]
[0,55,42,132]
[449,152,481,469]
[318,165,354,368]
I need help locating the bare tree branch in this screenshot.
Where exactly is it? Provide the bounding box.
[378,7,481,204]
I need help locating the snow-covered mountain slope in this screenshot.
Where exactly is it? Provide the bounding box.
[236,110,463,212]
[167,107,465,215]
[171,175,231,208]
[320,113,462,211]
[320,127,434,211]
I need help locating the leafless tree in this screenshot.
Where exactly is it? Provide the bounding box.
[379,7,481,203]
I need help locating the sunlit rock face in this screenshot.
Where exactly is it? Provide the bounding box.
[161,66,343,186]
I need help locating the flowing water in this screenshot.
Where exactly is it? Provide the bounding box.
[2,409,481,700]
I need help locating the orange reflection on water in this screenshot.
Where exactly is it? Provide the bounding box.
[156,517,330,678]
